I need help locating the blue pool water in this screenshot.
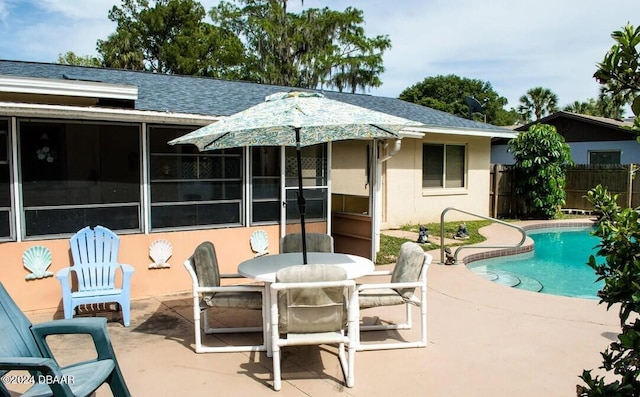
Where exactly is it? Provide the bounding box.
[467,227,604,299]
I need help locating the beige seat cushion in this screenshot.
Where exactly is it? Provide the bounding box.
[192,241,262,310]
[281,233,334,253]
[359,242,425,309]
[390,242,425,299]
[276,264,347,333]
[358,288,407,309]
[198,291,262,310]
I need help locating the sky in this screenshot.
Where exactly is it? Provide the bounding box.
[0,0,638,113]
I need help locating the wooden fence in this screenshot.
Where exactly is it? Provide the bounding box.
[490,164,640,218]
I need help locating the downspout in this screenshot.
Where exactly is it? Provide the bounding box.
[379,139,402,163]
[371,139,402,259]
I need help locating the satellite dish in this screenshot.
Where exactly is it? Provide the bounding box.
[464,96,483,113]
[464,96,487,122]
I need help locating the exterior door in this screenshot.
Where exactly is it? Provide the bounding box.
[281,144,330,236]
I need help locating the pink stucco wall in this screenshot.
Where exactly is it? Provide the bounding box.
[1,226,286,312]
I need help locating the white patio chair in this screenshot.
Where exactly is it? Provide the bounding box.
[280,233,334,253]
[270,264,356,391]
[356,242,431,351]
[183,241,266,353]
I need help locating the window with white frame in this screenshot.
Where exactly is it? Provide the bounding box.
[422,143,466,188]
[19,120,141,237]
[148,126,243,229]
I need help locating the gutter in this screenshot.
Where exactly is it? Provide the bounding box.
[404,125,517,139]
[0,101,221,126]
[379,138,402,163]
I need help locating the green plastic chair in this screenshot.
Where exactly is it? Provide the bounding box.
[0,282,131,397]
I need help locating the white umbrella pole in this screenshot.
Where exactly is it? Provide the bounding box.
[295,128,308,264]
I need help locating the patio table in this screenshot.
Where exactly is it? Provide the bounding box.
[237,252,374,356]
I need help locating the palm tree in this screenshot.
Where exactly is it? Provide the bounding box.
[563,100,594,115]
[596,88,626,119]
[518,87,559,122]
[561,93,626,119]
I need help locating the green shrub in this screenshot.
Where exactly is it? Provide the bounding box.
[578,185,640,396]
[585,185,621,226]
[508,123,573,219]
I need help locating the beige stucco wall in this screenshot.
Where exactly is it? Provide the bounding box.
[383,134,491,228]
[331,135,492,229]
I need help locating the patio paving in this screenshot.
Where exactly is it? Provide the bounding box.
[8,220,620,396]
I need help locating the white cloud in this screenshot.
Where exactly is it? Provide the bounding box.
[0,0,8,23]
[35,0,115,20]
[3,0,639,113]
[0,0,116,62]
[330,0,639,110]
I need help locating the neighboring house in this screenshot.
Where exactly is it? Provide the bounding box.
[0,60,514,311]
[491,111,638,164]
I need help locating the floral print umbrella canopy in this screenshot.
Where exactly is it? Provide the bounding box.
[168,91,423,150]
[169,91,423,263]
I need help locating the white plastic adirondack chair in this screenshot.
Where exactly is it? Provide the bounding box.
[56,225,135,327]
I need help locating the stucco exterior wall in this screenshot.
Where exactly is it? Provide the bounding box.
[1,225,281,313]
[330,136,492,229]
[383,134,491,227]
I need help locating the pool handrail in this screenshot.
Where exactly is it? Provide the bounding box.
[440,207,527,265]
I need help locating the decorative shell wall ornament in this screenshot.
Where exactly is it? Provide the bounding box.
[23,246,54,280]
[250,230,269,257]
[149,239,173,269]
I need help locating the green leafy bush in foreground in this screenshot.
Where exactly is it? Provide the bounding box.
[577,185,640,396]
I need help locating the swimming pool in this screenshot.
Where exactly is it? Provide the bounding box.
[467,227,604,299]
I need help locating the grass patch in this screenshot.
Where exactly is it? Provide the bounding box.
[378,234,438,265]
[401,220,492,246]
[377,220,494,265]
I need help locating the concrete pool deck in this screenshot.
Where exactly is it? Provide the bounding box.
[10,219,620,396]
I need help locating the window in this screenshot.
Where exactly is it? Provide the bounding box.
[251,147,280,224]
[148,126,243,229]
[0,119,10,239]
[589,151,621,165]
[19,120,140,236]
[422,144,466,188]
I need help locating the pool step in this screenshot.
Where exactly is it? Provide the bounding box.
[471,269,544,292]
[515,274,544,292]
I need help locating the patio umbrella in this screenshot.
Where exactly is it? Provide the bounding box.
[169,91,423,263]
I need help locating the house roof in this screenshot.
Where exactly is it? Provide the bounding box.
[0,60,514,137]
[515,111,635,132]
[489,110,639,145]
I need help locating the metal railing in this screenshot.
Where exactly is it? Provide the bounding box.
[440,207,527,265]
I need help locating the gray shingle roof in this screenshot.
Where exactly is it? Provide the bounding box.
[515,111,635,131]
[0,59,509,134]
